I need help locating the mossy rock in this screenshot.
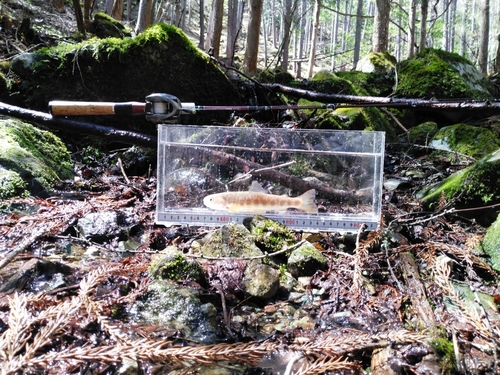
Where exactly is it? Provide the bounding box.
[287,241,328,277]
[418,149,500,220]
[258,67,294,84]
[89,12,132,38]
[10,24,240,131]
[0,72,8,101]
[408,121,439,145]
[200,222,263,258]
[0,116,73,198]
[395,48,494,99]
[429,123,500,158]
[243,215,296,253]
[356,51,396,74]
[477,213,500,272]
[149,246,205,283]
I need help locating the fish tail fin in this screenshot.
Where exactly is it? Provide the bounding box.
[299,189,318,214]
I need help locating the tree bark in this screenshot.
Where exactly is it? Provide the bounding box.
[198,0,205,49]
[352,0,363,68]
[244,0,264,72]
[135,0,153,34]
[419,0,429,51]
[205,0,224,57]
[478,0,490,74]
[73,0,86,35]
[307,0,321,78]
[372,0,390,52]
[279,0,295,71]
[407,0,416,56]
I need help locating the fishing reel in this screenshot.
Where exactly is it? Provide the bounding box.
[144,93,183,123]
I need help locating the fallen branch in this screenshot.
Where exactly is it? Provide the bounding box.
[263,83,500,111]
[0,101,157,148]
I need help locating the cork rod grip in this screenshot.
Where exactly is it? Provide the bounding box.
[48,101,145,116]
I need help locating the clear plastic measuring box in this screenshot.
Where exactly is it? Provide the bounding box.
[156,125,385,232]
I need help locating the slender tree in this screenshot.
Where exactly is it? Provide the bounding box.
[372,0,390,52]
[244,0,264,72]
[419,0,429,51]
[135,0,153,34]
[199,0,205,49]
[407,0,416,56]
[205,0,224,57]
[478,0,490,74]
[307,0,321,77]
[353,0,364,68]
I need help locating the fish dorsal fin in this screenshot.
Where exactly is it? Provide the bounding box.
[249,181,269,194]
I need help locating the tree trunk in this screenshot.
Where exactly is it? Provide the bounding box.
[478,0,490,74]
[198,0,205,49]
[372,0,390,52]
[244,0,264,72]
[407,0,416,56]
[307,0,321,77]
[352,0,363,68]
[205,0,224,57]
[135,0,153,34]
[73,0,86,35]
[419,0,429,51]
[279,0,295,71]
[111,0,124,20]
[226,0,239,65]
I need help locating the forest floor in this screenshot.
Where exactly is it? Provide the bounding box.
[1,1,500,374]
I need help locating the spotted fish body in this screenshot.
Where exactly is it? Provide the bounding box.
[203,189,318,214]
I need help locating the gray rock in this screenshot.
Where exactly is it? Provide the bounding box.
[287,242,328,277]
[77,210,123,241]
[11,52,36,76]
[242,262,280,299]
[129,280,219,344]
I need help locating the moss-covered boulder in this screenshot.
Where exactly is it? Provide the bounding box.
[429,124,500,158]
[0,116,73,198]
[477,214,500,272]
[356,51,396,74]
[149,246,205,283]
[417,149,500,223]
[297,71,395,137]
[9,24,240,130]
[409,121,439,145]
[287,241,328,277]
[0,72,8,101]
[243,215,296,253]
[396,48,494,99]
[129,279,219,344]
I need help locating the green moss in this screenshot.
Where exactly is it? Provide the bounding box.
[149,248,205,282]
[477,213,500,271]
[0,71,8,100]
[396,48,493,99]
[429,327,456,374]
[431,123,500,158]
[419,149,500,208]
[0,118,73,197]
[244,215,296,253]
[409,122,438,145]
[0,167,28,199]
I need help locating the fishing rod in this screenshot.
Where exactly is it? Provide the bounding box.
[48,93,500,123]
[49,93,336,123]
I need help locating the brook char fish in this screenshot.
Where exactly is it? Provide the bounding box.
[203,181,318,214]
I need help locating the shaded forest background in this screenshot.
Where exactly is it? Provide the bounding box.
[3,0,500,80]
[73,0,500,77]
